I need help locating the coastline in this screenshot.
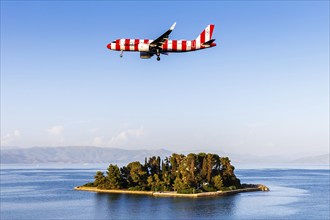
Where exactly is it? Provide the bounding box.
[74,184,269,198]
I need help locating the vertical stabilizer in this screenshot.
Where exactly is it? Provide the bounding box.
[195,24,215,48]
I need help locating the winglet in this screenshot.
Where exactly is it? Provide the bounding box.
[170,22,176,31]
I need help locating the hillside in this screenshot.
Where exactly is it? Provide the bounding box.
[1,146,328,165]
[0,146,171,164]
[290,154,330,164]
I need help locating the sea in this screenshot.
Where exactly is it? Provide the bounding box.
[1,164,329,220]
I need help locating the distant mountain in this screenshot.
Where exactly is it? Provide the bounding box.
[0,146,172,164]
[180,150,329,165]
[290,154,330,165]
[1,146,328,165]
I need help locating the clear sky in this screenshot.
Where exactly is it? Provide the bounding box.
[1,1,329,158]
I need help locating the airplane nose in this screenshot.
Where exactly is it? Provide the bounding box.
[107,43,112,50]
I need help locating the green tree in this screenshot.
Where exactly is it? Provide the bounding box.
[212,154,221,174]
[212,175,223,190]
[147,174,163,191]
[169,154,179,179]
[187,153,196,182]
[89,152,242,193]
[201,157,208,182]
[162,157,172,190]
[106,164,122,189]
[94,171,106,189]
[156,156,161,175]
[147,156,161,176]
[147,175,154,190]
[206,153,215,183]
[127,161,148,189]
[195,153,206,188]
[120,166,130,188]
[179,154,197,189]
[220,157,241,188]
[173,176,185,191]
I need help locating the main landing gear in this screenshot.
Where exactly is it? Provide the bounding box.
[156,49,161,61]
[157,56,160,61]
[120,50,123,58]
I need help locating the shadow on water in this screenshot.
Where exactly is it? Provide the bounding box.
[92,192,238,219]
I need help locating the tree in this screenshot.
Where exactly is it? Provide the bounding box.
[162,157,171,190]
[106,164,122,189]
[147,174,163,191]
[220,157,241,188]
[89,152,241,193]
[201,157,208,182]
[173,176,184,191]
[212,154,221,174]
[127,161,148,189]
[120,166,130,188]
[147,156,161,176]
[206,153,214,183]
[169,154,179,179]
[194,153,206,188]
[94,171,106,189]
[147,176,154,190]
[156,156,161,175]
[187,153,196,182]
[212,175,223,190]
[179,154,197,188]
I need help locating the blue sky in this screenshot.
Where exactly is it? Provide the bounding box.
[1,1,329,157]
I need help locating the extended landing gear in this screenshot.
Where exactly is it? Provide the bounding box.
[156,49,160,61]
[120,50,123,58]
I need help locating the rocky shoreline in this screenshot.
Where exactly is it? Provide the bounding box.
[74,184,269,198]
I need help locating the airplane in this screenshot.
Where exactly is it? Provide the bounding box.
[106,22,216,61]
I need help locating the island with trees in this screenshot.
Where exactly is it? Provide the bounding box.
[75,153,269,197]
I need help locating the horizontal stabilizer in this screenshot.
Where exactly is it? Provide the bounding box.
[202,39,216,46]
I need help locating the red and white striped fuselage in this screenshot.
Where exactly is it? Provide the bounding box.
[106,23,216,60]
[107,39,216,52]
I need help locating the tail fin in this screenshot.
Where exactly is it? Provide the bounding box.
[195,24,215,46]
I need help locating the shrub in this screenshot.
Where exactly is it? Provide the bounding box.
[128,186,146,191]
[83,182,94,187]
[202,185,217,192]
[177,188,195,194]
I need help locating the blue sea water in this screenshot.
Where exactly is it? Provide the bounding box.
[0,164,329,220]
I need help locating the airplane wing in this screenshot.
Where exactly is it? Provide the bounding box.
[149,22,176,48]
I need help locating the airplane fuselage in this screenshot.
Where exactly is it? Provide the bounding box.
[107,39,216,52]
[106,23,216,60]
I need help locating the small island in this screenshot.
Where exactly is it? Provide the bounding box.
[75,153,269,198]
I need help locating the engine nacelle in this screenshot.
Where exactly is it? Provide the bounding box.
[138,43,150,52]
[140,52,153,59]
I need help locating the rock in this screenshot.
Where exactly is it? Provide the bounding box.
[258,184,270,191]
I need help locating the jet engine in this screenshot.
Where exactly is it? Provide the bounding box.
[140,52,153,59]
[138,43,150,52]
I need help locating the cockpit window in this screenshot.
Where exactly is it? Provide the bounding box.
[112,40,116,43]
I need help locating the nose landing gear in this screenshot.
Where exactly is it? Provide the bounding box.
[120,50,123,58]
